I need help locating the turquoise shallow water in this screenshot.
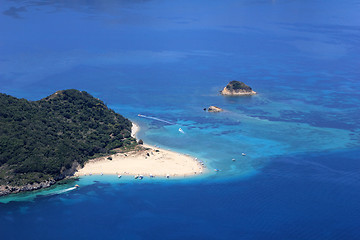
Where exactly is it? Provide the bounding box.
[1,0,360,239]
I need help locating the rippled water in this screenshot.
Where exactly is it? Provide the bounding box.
[1,0,360,239]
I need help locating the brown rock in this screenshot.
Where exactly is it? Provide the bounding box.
[208,106,224,112]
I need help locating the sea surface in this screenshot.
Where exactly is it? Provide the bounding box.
[1,0,360,239]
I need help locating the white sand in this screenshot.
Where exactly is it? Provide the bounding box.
[75,123,205,178]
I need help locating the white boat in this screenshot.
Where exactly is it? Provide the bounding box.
[179,128,185,134]
[242,153,246,156]
[118,175,121,178]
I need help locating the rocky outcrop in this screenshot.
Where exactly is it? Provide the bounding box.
[220,81,256,96]
[207,106,224,112]
[0,179,56,197]
[0,162,78,197]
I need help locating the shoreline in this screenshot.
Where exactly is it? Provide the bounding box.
[220,89,257,96]
[1,122,206,197]
[75,122,206,179]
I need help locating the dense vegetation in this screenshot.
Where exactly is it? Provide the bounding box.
[226,81,253,91]
[0,90,136,186]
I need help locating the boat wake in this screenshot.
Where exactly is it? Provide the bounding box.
[137,114,174,125]
[58,187,77,193]
[45,187,77,196]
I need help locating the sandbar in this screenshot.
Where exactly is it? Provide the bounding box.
[75,123,205,178]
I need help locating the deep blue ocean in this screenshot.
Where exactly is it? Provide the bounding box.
[1,0,360,239]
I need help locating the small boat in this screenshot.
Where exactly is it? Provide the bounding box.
[179,128,185,134]
[232,158,236,161]
[242,153,246,156]
[118,174,122,178]
[214,169,220,172]
[166,174,170,178]
[149,174,154,178]
[139,175,144,180]
[134,175,139,179]
[75,185,80,188]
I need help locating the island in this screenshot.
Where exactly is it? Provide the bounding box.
[220,80,256,96]
[0,90,204,196]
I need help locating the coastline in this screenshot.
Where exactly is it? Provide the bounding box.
[75,122,206,178]
[220,88,257,96]
[0,121,206,198]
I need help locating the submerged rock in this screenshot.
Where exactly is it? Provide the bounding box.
[220,80,256,96]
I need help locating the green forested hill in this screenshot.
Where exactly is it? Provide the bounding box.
[226,81,253,91]
[0,89,136,186]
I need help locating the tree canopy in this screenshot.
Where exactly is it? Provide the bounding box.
[226,81,253,91]
[0,89,136,186]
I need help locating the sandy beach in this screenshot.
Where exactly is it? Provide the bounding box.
[75,123,205,178]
